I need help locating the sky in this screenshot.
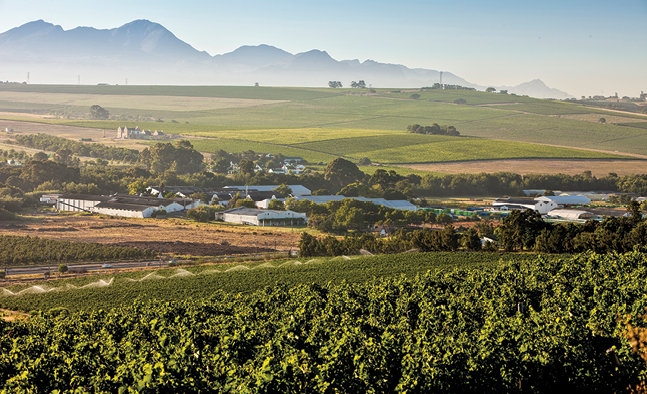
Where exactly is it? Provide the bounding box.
[1,0,645,97]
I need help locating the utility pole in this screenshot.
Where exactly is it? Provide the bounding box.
[27,72,29,84]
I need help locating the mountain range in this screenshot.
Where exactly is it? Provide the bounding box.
[0,19,572,98]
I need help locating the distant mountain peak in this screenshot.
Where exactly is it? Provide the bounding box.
[0,19,572,97]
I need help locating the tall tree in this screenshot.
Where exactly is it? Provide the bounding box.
[324,158,366,190]
[89,105,109,120]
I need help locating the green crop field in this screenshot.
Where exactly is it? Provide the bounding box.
[482,102,601,115]
[2,84,646,163]
[0,84,341,100]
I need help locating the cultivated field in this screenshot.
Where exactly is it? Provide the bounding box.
[2,84,647,174]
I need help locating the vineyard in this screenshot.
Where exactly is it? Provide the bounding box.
[0,252,525,312]
[0,235,156,266]
[2,250,647,391]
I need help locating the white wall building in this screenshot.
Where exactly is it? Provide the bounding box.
[217,207,307,226]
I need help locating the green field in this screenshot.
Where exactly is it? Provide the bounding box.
[2,84,646,162]
[192,133,623,164]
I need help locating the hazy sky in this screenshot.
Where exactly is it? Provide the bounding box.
[1,0,645,97]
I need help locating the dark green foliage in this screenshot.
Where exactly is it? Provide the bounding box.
[0,235,155,266]
[497,208,647,254]
[144,140,204,175]
[14,133,141,163]
[299,226,461,257]
[2,250,647,392]
[324,158,366,189]
[89,105,109,120]
[186,205,225,222]
[407,123,460,136]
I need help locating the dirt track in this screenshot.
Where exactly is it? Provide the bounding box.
[0,215,302,256]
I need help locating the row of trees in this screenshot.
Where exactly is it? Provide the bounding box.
[12,134,205,175]
[298,225,490,257]
[286,198,439,233]
[407,123,460,136]
[427,83,476,91]
[327,80,367,89]
[14,133,141,163]
[498,202,647,253]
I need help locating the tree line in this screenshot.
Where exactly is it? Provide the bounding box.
[408,123,460,136]
[498,201,647,254]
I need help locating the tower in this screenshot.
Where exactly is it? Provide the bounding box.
[439,71,443,87]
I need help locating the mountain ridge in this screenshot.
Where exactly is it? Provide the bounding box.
[0,19,572,98]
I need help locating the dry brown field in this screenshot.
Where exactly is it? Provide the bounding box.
[0,215,302,253]
[0,119,151,150]
[401,158,647,177]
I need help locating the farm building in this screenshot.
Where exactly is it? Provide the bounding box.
[536,195,591,206]
[117,127,165,140]
[216,207,307,226]
[147,186,289,205]
[224,185,311,197]
[92,202,155,218]
[117,126,141,139]
[55,193,201,218]
[547,209,598,221]
[493,195,591,215]
[290,195,418,211]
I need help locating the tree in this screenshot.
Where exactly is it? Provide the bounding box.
[324,158,366,190]
[599,117,607,124]
[147,141,204,175]
[58,264,68,276]
[350,80,367,89]
[485,87,496,93]
[272,184,293,196]
[454,98,467,105]
[268,199,285,211]
[127,180,148,195]
[461,228,482,251]
[238,159,255,176]
[89,105,109,120]
[499,89,508,94]
[235,198,257,209]
[410,93,421,100]
[328,81,342,88]
[33,151,48,161]
[358,157,372,166]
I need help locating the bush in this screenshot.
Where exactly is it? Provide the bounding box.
[186,205,225,222]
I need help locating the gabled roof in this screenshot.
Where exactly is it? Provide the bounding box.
[493,198,537,205]
[59,193,111,201]
[93,202,151,212]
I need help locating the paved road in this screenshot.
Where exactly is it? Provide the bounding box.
[4,260,168,277]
